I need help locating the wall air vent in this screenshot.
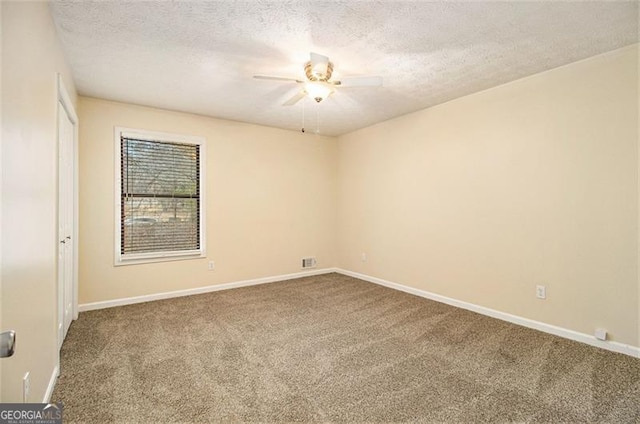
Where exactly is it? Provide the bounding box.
[302,257,317,269]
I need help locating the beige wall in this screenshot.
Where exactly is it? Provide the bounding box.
[78,47,638,349]
[1,2,77,402]
[636,8,640,351]
[337,46,639,347]
[78,97,337,304]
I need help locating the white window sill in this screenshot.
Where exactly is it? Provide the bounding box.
[115,251,205,266]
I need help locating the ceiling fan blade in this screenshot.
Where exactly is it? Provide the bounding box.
[335,76,383,87]
[254,75,303,83]
[309,52,329,77]
[283,91,307,106]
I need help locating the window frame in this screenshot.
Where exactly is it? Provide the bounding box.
[114,127,206,266]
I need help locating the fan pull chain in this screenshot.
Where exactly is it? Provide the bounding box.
[301,97,306,133]
[316,102,320,134]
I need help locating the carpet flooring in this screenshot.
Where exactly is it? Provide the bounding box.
[52,273,640,423]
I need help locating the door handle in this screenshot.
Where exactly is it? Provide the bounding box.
[0,330,16,358]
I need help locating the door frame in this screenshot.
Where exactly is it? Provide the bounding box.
[56,74,78,355]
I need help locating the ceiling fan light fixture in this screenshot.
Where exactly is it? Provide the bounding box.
[305,81,334,103]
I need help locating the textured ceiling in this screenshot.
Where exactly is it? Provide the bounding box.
[50,1,638,137]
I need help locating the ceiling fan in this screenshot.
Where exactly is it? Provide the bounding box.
[254,52,383,106]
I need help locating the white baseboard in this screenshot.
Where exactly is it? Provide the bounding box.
[78,267,338,312]
[77,266,639,358]
[336,269,640,359]
[43,365,59,403]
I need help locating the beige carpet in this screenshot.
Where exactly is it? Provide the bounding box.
[53,273,640,423]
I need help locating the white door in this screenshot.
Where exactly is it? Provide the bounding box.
[57,99,75,346]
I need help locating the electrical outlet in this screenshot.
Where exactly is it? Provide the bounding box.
[23,372,30,403]
[207,261,215,271]
[361,253,367,262]
[536,285,546,299]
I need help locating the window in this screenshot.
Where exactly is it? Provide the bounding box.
[115,128,205,265]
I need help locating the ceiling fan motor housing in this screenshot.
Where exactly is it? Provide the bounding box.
[305,61,334,82]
